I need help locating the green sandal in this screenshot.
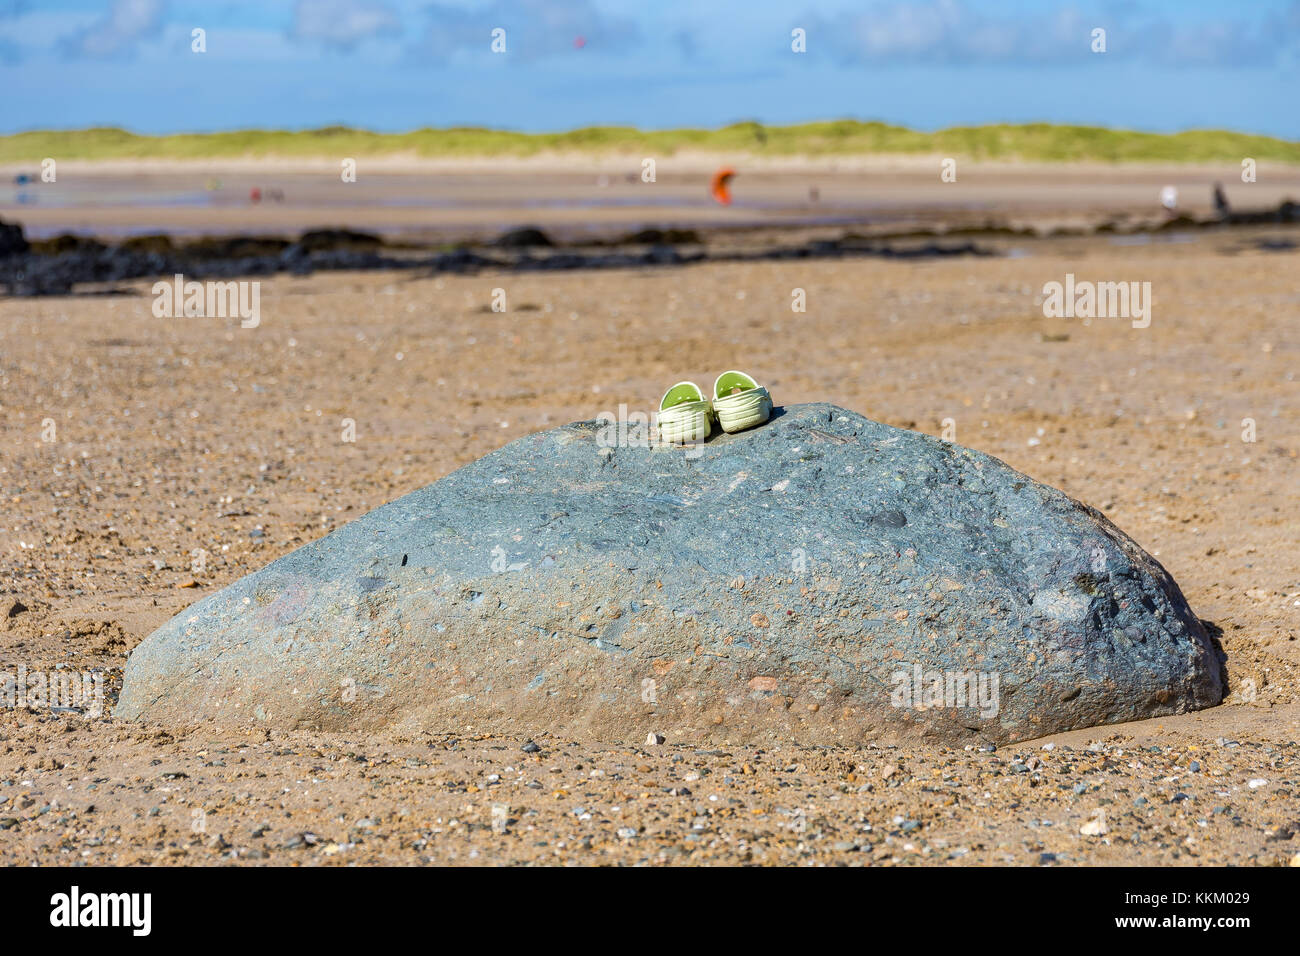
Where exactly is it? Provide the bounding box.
[658,381,714,444]
[712,370,772,433]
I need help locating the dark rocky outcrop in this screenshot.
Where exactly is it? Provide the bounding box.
[0,218,29,258]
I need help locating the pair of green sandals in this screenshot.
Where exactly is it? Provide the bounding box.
[658,370,773,444]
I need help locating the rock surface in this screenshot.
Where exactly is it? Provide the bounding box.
[116,403,1223,744]
[0,222,988,296]
[0,218,28,258]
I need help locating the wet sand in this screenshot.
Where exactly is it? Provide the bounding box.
[7,159,1300,242]
[1,226,1297,864]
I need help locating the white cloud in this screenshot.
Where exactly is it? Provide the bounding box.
[291,0,402,50]
[807,0,1296,69]
[60,0,166,59]
[421,0,640,63]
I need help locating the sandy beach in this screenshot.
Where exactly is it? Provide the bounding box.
[1,226,1297,864]
[8,159,1300,242]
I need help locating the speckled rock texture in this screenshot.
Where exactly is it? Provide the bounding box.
[117,403,1223,745]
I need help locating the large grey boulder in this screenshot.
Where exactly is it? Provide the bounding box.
[117,403,1223,745]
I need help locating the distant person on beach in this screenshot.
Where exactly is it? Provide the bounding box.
[1160,185,1178,214]
[1213,182,1231,219]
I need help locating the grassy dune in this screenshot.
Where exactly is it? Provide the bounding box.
[2,121,1298,164]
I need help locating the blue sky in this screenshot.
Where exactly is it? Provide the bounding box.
[3,0,1298,137]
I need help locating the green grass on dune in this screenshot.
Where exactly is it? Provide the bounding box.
[2,121,1298,165]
